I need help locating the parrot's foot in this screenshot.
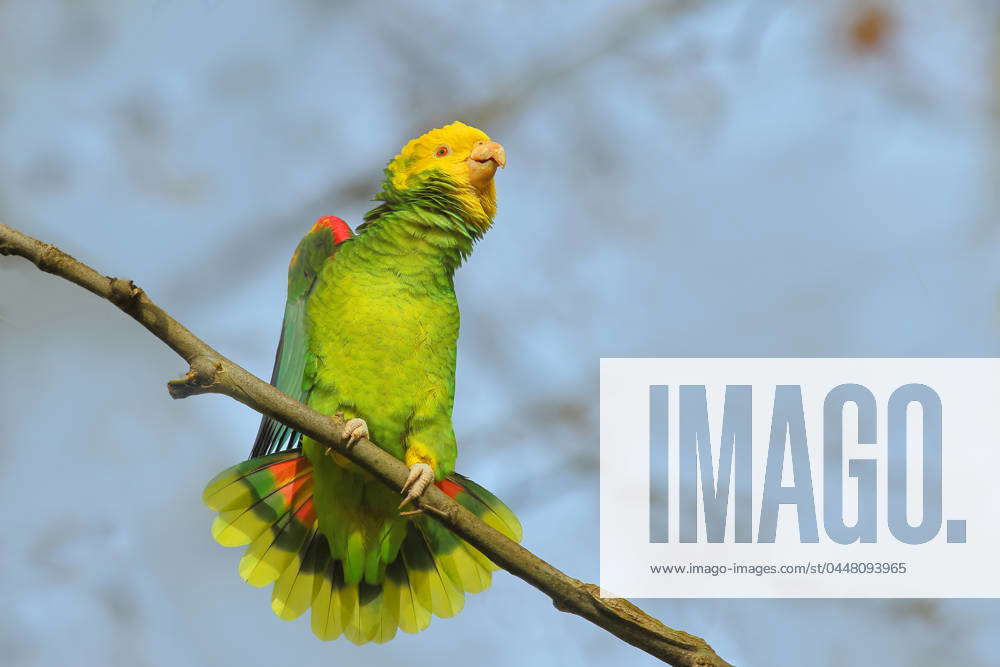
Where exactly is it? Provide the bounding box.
[340,417,369,449]
[398,462,434,511]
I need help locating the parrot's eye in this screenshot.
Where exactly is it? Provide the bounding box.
[434,145,451,158]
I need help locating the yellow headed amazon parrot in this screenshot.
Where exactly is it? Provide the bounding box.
[202,122,522,644]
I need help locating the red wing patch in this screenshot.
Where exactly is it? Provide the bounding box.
[312,216,353,244]
[436,478,464,499]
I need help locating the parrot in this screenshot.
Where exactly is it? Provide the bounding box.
[202,121,521,644]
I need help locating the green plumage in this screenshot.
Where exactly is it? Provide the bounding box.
[205,122,519,644]
[250,225,341,458]
[304,178,475,585]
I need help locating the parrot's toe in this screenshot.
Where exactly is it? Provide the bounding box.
[398,462,434,511]
[341,417,369,449]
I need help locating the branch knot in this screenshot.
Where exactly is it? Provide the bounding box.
[167,355,224,399]
[108,277,144,312]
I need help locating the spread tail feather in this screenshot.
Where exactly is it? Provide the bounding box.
[204,451,521,644]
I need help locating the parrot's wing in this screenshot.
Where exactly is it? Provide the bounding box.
[249,217,353,458]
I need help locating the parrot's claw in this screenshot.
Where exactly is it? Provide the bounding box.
[398,462,434,510]
[341,417,369,449]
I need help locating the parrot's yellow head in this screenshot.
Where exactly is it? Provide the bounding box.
[385,121,505,227]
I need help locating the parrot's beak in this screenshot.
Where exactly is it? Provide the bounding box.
[467,140,506,190]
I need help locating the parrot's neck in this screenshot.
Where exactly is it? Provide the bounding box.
[355,176,492,280]
[353,206,477,281]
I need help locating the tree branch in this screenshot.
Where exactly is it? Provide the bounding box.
[0,222,734,667]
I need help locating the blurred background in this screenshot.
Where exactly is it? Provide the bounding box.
[2,1,999,665]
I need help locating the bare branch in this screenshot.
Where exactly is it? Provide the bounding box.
[0,222,734,667]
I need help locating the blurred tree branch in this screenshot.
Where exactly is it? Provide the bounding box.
[164,0,709,305]
[0,222,734,667]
